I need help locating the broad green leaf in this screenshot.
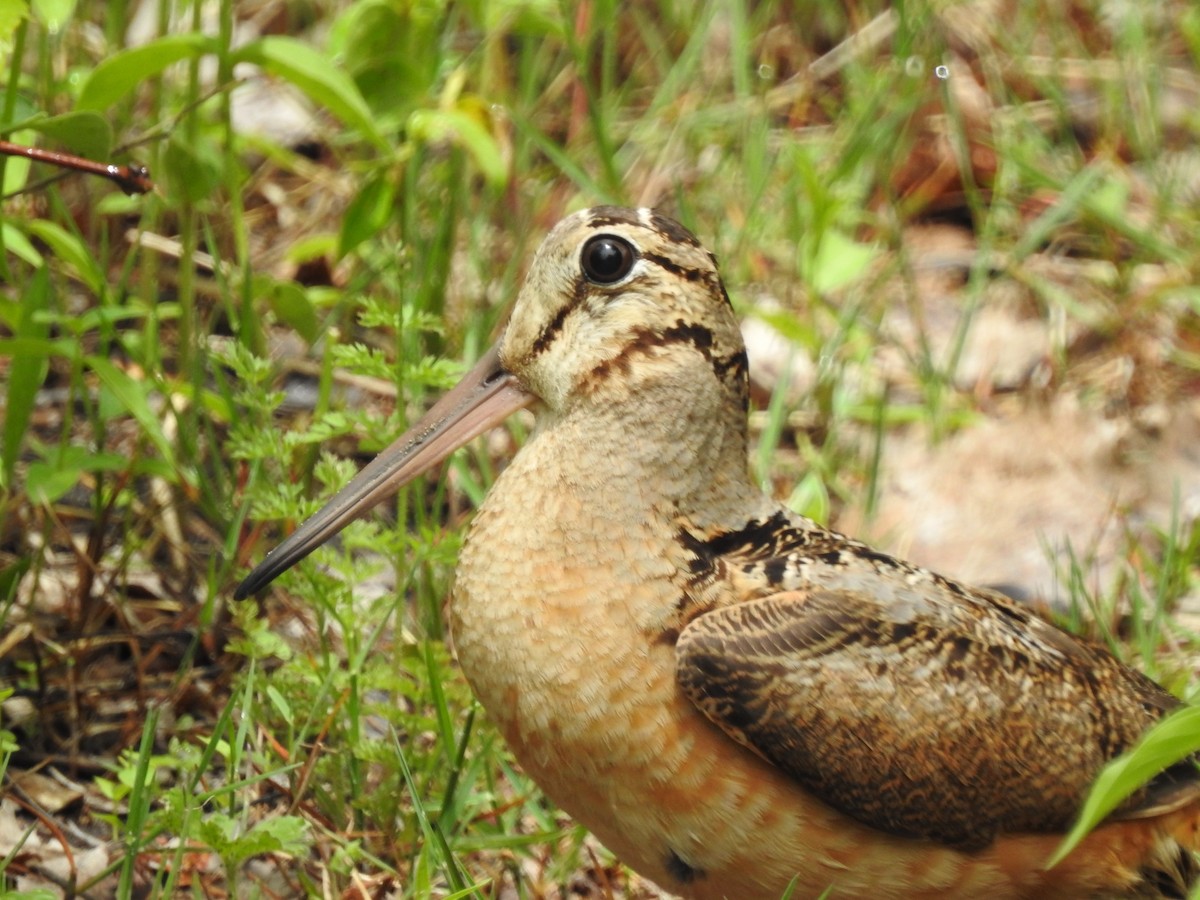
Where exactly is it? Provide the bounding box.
[2,267,51,488]
[337,173,394,258]
[1049,706,1200,868]
[76,34,215,110]
[327,0,441,121]
[232,37,386,149]
[26,110,112,159]
[25,219,105,295]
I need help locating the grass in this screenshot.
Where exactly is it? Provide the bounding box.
[0,0,1198,896]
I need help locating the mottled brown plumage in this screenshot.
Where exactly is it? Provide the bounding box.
[238,206,1200,898]
[676,585,1178,849]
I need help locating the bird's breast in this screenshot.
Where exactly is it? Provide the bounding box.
[448,444,865,897]
[450,443,750,887]
[451,448,680,769]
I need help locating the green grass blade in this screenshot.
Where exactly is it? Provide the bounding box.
[85,355,180,475]
[1049,706,1200,868]
[1,266,50,488]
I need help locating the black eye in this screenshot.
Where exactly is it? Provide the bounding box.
[581,235,636,284]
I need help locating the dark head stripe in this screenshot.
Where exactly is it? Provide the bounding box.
[584,317,749,401]
[642,251,709,283]
[650,211,702,247]
[587,206,643,230]
[530,302,571,356]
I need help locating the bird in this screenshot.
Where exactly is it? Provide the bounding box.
[236,206,1200,898]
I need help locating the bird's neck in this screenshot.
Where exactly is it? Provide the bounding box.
[526,369,759,527]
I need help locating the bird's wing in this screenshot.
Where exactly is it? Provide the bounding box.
[674,578,1192,850]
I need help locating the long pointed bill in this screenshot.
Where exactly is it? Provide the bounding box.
[234,344,533,599]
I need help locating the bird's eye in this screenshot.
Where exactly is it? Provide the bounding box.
[581,235,636,285]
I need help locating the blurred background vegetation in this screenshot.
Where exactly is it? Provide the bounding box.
[0,0,1198,896]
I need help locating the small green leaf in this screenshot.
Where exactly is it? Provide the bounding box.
[76,34,216,110]
[0,889,59,900]
[197,813,309,866]
[0,0,30,49]
[266,685,292,723]
[26,110,112,160]
[338,173,394,258]
[1085,175,1130,223]
[1049,706,1200,868]
[266,281,319,344]
[196,812,237,855]
[25,219,105,294]
[232,36,386,149]
[231,815,310,864]
[95,192,142,216]
[26,459,82,503]
[284,233,337,266]
[1,222,43,266]
[30,0,75,32]
[805,229,877,295]
[787,472,830,524]
[161,131,222,205]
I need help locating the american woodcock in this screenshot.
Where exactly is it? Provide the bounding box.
[237,207,1200,899]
